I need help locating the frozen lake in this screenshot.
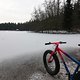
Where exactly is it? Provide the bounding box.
[0,31,80,62]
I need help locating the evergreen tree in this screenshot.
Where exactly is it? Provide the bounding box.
[63,0,73,31]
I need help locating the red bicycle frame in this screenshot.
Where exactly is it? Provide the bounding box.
[48,42,65,63]
[46,41,80,80]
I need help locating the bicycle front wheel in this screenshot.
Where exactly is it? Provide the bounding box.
[43,50,60,76]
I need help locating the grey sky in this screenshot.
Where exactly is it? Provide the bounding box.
[0,0,44,23]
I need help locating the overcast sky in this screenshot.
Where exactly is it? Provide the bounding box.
[0,0,44,23]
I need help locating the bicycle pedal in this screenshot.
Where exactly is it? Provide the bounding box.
[65,73,68,75]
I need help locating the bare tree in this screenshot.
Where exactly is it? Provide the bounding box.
[57,0,60,16]
[43,0,56,18]
[32,7,40,21]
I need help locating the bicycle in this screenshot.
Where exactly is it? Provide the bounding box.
[43,41,80,80]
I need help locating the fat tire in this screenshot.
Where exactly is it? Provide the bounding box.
[43,50,60,76]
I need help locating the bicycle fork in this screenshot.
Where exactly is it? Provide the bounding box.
[48,51,55,63]
[48,45,58,63]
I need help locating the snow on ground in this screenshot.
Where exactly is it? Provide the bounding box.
[0,31,80,80]
[0,53,78,80]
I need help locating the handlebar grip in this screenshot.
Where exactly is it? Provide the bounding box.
[78,44,80,46]
[45,42,51,45]
[60,41,66,44]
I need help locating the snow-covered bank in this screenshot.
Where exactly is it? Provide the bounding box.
[39,30,80,34]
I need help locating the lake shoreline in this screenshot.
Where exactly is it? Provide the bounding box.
[0,30,80,34]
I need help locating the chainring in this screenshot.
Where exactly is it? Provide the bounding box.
[73,71,80,80]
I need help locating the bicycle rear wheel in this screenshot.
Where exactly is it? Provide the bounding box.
[43,50,60,76]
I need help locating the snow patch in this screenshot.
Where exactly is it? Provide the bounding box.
[29,72,44,80]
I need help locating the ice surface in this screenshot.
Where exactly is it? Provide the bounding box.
[0,31,80,62]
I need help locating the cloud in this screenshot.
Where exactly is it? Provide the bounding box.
[0,0,44,23]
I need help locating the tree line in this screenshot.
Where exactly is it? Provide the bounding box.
[0,0,80,32]
[30,0,80,32]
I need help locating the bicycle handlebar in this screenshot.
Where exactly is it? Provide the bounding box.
[45,42,51,45]
[78,44,80,46]
[45,41,66,45]
[59,41,66,44]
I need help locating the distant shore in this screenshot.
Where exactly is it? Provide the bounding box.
[0,30,80,34]
[38,30,80,34]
